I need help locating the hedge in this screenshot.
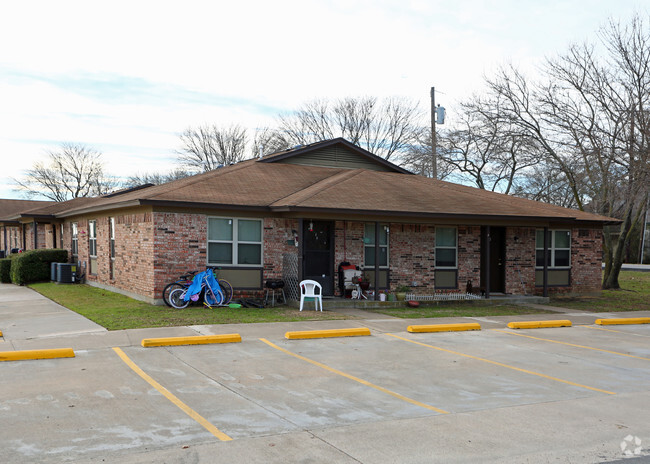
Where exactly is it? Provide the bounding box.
[10,249,69,285]
[0,258,11,283]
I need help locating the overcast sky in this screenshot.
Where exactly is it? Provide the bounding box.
[0,0,647,199]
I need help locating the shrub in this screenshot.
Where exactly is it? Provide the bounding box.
[0,258,11,283]
[10,249,69,285]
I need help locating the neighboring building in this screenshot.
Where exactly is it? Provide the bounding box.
[0,138,617,303]
[0,199,55,256]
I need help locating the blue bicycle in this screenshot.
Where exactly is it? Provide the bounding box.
[168,269,224,309]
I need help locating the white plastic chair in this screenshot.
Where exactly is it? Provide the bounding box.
[299,280,323,311]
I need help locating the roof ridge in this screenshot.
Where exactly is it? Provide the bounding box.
[270,169,363,207]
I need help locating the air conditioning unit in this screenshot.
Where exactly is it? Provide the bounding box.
[57,263,76,284]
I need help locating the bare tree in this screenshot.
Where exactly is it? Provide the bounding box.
[177,124,249,172]
[13,143,116,201]
[258,96,424,161]
[124,168,193,187]
[436,96,540,193]
[476,14,650,288]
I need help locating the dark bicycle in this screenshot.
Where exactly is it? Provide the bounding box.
[162,270,198,307]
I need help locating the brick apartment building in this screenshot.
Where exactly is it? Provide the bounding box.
[0,139,616,304]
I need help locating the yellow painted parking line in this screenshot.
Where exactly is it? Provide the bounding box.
[493,329,650,362]
[583,325,644,335]
[112,347,232,441]
[386,333,615,395]
[259,338,449,414]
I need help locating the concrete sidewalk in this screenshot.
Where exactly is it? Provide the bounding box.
[1,283,649,351]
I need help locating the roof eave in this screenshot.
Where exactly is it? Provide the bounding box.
[269,205,618,225]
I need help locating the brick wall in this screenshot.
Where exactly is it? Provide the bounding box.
[389,223,436,293]
[263,218,299,280]
[458,226,482,293]
[505,227,536,295]
[153,212,206,299]
[53,212,605,302]
[568,227,603,294]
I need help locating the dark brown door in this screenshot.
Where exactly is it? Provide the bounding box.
[303,220,334,295]
[481,226,506,293]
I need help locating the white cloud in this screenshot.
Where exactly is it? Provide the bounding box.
[0,0,647,199]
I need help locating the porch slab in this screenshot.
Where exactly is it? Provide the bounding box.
[287,295,550,310]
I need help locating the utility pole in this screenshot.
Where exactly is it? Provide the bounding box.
[430,87,445,179]
[430,87,437,179]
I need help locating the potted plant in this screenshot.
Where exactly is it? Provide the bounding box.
[394,285,410,301]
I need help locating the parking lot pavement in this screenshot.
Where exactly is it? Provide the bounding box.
[1,284,650,463]
[1,323,649,462]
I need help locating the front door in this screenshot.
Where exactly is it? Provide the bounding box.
[303,220,334,295]
[481,226,506,294]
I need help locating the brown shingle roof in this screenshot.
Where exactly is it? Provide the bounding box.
[42,160,615,224]
[0,199,54,221]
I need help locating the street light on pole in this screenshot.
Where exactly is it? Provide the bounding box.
[430,87,445,179]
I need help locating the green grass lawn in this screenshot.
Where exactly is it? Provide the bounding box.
[28,270,649,329]
[550,271,650,312]
[28,283,351,330]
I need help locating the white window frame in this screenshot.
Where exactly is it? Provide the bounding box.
[207,217,263,267]
[109,218,115,279]
[88,220,97,274]
[435,226,458,269]
[71,222,78,258]
[536,229,571,269]
[363,223,389,269]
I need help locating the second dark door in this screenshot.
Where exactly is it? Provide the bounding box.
[303,220,334,295]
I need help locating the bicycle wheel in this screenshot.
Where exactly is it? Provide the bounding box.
[162,282,184,307]
[218,279,233,304]
[204,288,223,307]
[169,288,190,309]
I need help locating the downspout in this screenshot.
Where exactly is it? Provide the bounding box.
[485,226,491,299]
[543,227,549,298]
[298,219,304,283]
[374,222,380,300]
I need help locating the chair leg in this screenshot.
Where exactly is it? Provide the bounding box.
[300,296,304,311]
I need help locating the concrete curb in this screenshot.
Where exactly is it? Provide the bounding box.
[595,317,650,326]
[507,320,572,329]
[285,328,372,340]
[0,348,75,362]
[408,323,481,333]
[141,334,242,347]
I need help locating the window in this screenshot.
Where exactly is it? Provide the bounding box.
[435,226,457,289]
[71,222,78,258]
[536,230,571,268]
[207,218,262,266]
[88,220,97,274]
[109,218,115,279]
[435,227,457,268]
[364,224,389,268]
